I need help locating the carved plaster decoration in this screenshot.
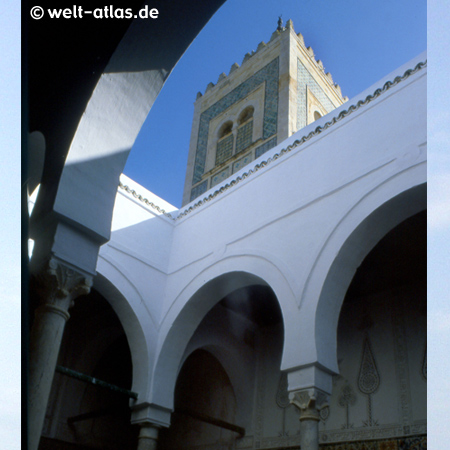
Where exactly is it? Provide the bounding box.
[276,372,291,437]
[358,338,380,427]
[35,258,93,320]
[254,347,267,449]
[47,258,93,300]
[391,297,413,429]
[320,435,427,450]
[320,424,403,444]
[358,338,380,395]
[290,388,329,422]
[276,372,290,409]
[261,434,301,448]
[319,297,427,444]
[338,383,357,429]
[319,405,330,423]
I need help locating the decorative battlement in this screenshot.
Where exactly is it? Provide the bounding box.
[196,19,347,102]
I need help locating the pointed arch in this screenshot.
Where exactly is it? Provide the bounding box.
[297,166,426,375]
[148,254,300,412]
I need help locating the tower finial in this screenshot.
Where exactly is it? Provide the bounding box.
[277,16,283,31]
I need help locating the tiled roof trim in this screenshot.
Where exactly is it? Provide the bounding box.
[118,181,176,220]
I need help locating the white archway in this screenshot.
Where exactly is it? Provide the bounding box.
[148,254,300,414]
[298,167,426,376]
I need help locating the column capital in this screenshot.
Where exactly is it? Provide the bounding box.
[35,257,93,309]
[32,257,93,323]
[28,258,93,450]
[289,388,329,422]
[46,257,93,300]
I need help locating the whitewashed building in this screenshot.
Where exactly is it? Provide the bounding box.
[28,18,426,450]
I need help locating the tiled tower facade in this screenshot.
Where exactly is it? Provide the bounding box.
[182,19,348,205]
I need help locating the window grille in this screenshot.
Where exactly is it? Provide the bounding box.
[236,120,253,153]
[216,134,234,165]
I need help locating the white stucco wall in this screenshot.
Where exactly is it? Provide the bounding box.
[96,52,426,426]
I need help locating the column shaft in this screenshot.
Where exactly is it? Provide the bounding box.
[137,423,159,450]
[28,258,92,450]
[299,416,320,450]
[290,388,329,450]
[28,299,71,450]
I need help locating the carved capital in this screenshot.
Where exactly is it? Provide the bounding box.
[34,258,93,316]
[47,258,93,300]
[289,388,329,422]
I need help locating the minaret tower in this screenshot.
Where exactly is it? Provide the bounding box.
[182,19,347,205]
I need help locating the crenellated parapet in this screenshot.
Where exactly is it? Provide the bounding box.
[196,19,347,103]
[293,20,347,101]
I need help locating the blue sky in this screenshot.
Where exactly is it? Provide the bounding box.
[1,1,446,449]
[125,0,427,207]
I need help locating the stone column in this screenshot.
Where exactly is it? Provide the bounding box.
[289,388,329,450]
[28,258,92,450]
[136,422,160,450]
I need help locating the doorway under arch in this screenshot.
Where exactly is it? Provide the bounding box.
[39,290,138,450]
[159,281,285,449]
[159,349,238,449]
[320,211,426,447]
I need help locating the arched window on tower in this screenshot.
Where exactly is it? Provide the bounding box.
[216,121,234,166]
[314,110,322,122]
[236,106,254,153]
